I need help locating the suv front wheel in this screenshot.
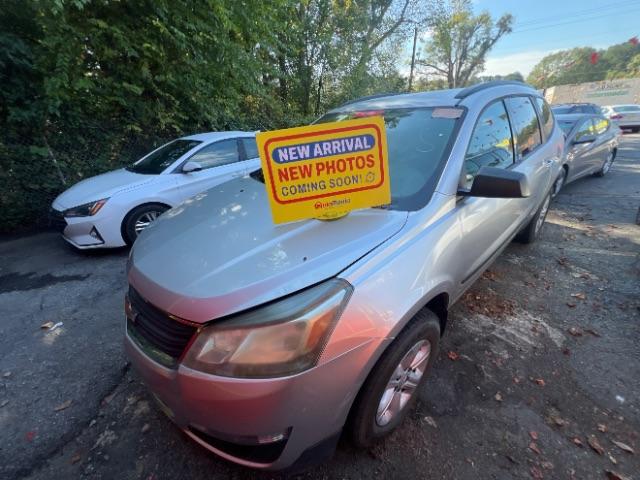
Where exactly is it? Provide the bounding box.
[515,191,551,244]
[348,309,441,447]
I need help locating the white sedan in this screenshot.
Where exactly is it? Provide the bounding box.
[50,131,260,249]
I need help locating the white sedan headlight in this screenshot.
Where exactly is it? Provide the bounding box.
[64,198,109,217]
[182,279,352,378]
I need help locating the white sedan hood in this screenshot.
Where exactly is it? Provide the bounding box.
[52,168,154,210]
[129,176,407,323]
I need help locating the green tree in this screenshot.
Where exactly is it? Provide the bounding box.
[416,0,513,88]
[527,41,640,88]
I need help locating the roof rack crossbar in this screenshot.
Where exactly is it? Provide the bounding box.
[454,80,532,100]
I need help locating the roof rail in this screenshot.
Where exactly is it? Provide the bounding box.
[340,92,401,107]
[454,80,533,100]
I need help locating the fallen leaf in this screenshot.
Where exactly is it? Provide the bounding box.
[70,453,81,464]
[608,453,618,464]
[541,461,554,470]
[611,440,634,454]
[566,303,577,308]
[141,423,151,433]
[25,431,36,442]
[494,392,503,402]
[530,465,544,479]
[54,400,72,412]
[535,378,546,386]
[588,435,605,455]
[423,416,437,428]
[598,424,607,433]
[40,321,54,329]
[530,431,539,440]
[0,399,8,408]
[562,348,571,356]
[551,415,567,427]
[529,442,541,455]
[2,371,11,378]
[606,471,631,480]
[447,351,460,361]
[568,327,583,337]
[571,293,586,300]
[585,329,601,337]
[572,436,584,447]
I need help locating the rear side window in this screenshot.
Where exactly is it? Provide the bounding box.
[613,105,640,112]
[188,139,240,170]
[241,137,259,159]
[534,97,554,139]
[504,97,542,160]
[463,100,514,187]
[593,117,609,134]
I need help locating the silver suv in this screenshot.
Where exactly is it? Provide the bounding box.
[124,81,563,471]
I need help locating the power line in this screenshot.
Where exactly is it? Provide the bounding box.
[511,7,640,34]
[491,28,639,55]
[514,0,638,28]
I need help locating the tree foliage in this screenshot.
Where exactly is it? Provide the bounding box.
[416,0,513,88]
[527,41,640,88]
[0,0,422,232]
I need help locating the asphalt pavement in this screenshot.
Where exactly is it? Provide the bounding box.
[1,135,639,480]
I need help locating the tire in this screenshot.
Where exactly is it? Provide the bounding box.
[348,309,441,448]
[552,168,567,198]
[122,203,169,245]
[515,191,551,244]
[594,149,615,177]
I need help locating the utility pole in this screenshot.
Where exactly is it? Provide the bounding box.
[408,26,418,92]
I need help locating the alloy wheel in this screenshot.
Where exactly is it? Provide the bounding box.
[553,172,566,197]
[134,211,160,235]
[534,195,550,236]
[602,151,614,174]
[376,340,431,427]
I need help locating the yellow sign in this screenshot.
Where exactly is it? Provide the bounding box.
[256,116,390,224]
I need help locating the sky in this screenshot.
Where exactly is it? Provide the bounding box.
[408,0,640,79]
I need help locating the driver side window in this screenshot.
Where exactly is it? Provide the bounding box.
[463,100,515,188]
[188,139,240,170]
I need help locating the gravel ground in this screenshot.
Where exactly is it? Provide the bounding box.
[1,135,639,480]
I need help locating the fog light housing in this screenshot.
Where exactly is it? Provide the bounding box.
[187,426,291,464]
[90,226,104,243]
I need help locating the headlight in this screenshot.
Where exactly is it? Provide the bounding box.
[182,278,352,378]
[64,198,109,217]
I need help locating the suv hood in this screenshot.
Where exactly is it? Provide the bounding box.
[129,176,408,323]
[52,168,155,210]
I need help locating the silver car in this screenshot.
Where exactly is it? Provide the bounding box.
[601,104,640,132]
[124,81,563,471]
[553,113,620,195]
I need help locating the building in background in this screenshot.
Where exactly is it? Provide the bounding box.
[544,78,640,105]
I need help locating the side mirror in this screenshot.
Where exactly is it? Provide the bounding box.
[459,166,531,198]
[572,135,596,145]
[181,161,202,173]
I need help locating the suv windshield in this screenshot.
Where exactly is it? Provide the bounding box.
[126,139,202,174]
[315,108,462,210]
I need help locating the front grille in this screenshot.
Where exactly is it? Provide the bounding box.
[128,287,197,361]
[49,209,67,232]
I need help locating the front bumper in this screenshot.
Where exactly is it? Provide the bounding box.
[124,328,382,470]
[50,209,126,249]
